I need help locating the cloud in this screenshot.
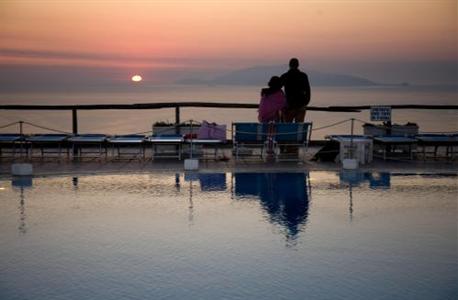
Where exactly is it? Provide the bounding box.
[0,47,257,69]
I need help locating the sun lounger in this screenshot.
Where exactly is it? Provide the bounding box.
[184,138,227,160]
[232,123,268,160]
[146,134,184,159]
[373,136,417,160]
[26,134,70,159]
[415,134,458,160]
[107,135,146,159]
[0,134,25,158]
[68,134,108,158]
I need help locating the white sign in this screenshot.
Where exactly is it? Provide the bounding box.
[370,106,391,122]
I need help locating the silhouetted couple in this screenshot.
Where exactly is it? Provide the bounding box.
[258,58,311,123]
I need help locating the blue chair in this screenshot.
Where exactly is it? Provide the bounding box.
[272,122,313,161]
[26,134,70,159]
[372,136,417,160]
[146,134,184,160]
[68,134,108,159]
[415,134,458,160]
[108,134,146,159]
[0,134,25,158]
[232,123,268,160]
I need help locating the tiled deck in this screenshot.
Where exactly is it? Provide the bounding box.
[1,146,457,177]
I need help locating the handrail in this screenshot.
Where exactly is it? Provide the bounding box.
[1,102,456,137]
[0,102,456,111]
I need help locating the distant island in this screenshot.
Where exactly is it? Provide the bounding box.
[176,65,400,87]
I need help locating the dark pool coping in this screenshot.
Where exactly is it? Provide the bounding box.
[1,158,457,179]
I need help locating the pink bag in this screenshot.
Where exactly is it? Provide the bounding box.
[198,121,227,141]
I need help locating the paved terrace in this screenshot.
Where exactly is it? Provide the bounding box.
[1,146,457,178]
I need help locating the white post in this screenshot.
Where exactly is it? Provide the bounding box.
[184,119,199,170]
[350,118,354,159]
[343,118,358,169]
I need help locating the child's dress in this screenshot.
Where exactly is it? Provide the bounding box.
[258,90,287,123]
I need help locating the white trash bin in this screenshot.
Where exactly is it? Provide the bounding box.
[11,163,33,176]
[334,136,373,165]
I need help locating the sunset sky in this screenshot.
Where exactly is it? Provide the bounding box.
[0,0,456,89]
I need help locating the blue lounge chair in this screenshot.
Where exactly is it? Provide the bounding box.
[68,134,108,159]
[184,138,227,160]
[26,134,70,159]
[415,134,458,160]
[0,134,25,158]
[107,134,146,159]
[232,123,268,160]
[373,136,417,160]
[146,134,184,160]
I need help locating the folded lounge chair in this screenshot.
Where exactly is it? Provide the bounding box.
[184,123,227,159]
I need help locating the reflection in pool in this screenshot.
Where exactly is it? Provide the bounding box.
[0,171,456,300]
[234,173,310,241]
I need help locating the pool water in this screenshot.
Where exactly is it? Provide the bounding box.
[0,171,457,300]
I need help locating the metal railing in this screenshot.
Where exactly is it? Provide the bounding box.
[1,102,456,136]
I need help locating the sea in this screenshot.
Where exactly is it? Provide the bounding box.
[0,85,456,139]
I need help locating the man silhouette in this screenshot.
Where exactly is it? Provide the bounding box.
[280,58,311,122]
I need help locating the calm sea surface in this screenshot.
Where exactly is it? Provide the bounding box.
[0,85,457,139]
[0,171,456,300]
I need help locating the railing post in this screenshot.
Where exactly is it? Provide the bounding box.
[72,109,78,157]
[175,106,180,134]
[72,109,78,135]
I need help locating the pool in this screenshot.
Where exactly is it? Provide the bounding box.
[0,171,457,300]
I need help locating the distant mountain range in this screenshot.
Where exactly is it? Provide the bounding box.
[176,65,386,86]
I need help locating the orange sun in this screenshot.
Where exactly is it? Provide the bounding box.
[131,75,142,82]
